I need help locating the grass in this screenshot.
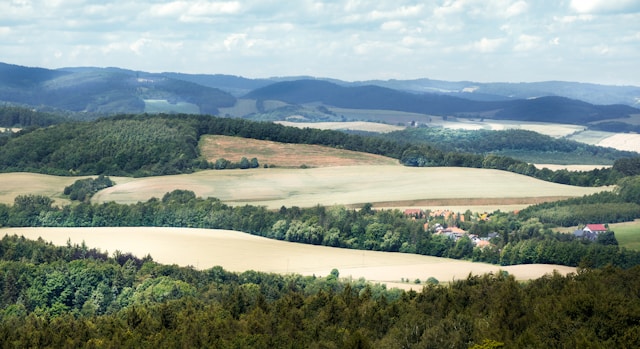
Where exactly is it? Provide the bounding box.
[4,227,577,289]
[611,220,640,250]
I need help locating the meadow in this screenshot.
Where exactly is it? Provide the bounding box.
[610,219,640,250]
[3,227,577,289]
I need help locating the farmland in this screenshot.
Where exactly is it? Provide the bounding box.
[4,227,577,288]
[91,166,608,209]
[610,219,640,250]
[199,135,398,168]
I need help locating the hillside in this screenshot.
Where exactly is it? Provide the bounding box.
[199,135,398,168]
[0,62,236,115]
[2,62,640,126]
[245,80,640,124]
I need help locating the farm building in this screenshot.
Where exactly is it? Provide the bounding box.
[573,224,608,241]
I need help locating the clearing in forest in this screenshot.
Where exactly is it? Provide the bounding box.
[199,135,399,168]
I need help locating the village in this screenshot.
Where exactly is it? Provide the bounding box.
[404,208,611,247]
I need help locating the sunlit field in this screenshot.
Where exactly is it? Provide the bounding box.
[92,166,609,209]
[4,227,577,289]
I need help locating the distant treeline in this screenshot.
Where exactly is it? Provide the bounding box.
[3,182,640,269]
[1,234,640,347]
[380,127,637,165]
[0,113,639,186]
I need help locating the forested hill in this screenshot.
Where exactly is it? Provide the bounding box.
[0,113,639,187]
[245,80,640,124]
[0,62,236,115]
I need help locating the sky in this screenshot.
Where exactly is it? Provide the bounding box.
[1,0,639,85]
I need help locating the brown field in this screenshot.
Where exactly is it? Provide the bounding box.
[199,135,399,168]
[3,227,577,289]
[92,166,609,209]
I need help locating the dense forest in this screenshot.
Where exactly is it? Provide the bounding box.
[1,235,639,348]
[2,180,640,269]
[0,112,639,187]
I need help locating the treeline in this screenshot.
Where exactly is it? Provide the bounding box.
[3,187,640,269]
[0,112,638,186]
[0,105,69,128]
[63,175,115,202]
[383,127,637,165]
[1,235,640,347]
[519,176,640,226]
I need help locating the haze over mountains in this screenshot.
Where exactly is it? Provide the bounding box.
[1,61,639,126]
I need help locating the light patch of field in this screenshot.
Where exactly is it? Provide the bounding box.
[597,133,640,153]
[92,166,610,209]
[199,135,399,168]
[0,173,134,205]
[567,130,616,145]
[430,118,586,137]
[2,127,21,133]
[610,220,640,250]
[218,99,258,117]
[276,121,405,133]
[3,227,577,288]
[143,99,200,114]
[0,173,87,205]
[534,164,612,171]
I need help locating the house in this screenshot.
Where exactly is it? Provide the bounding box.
[404,209,424,219]
[583,224,607,234]
[573,224,607,241]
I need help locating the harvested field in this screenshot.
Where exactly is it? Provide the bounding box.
[0,173,88,205]
[275,121,405,133]
[534,164,612,171]
[4,227,577,289]
[92,166,609,209]
[597,133,640,153]
[199,135,399,168]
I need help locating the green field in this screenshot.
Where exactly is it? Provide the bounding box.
[612,220,640,250]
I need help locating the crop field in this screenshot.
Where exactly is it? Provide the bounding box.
[275,121,405,133]
[91,166,609,209]
[597,133,640,153]
[534,164,612,171]
[610,220,640,250]
[199,135,399,168]
[0,173,93,205]
[3,227,577,289]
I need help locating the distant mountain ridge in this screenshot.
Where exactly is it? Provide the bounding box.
[0,62,639,124]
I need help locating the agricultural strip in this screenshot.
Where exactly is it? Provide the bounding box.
[92,166,609,209]
[199,135,399,168]
[3,227,577,289]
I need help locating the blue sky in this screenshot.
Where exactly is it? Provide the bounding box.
[1,0,639,85]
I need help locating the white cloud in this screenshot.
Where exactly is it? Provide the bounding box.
[514,34,542,51]
[469,37,506,53]
[570,0,640,14]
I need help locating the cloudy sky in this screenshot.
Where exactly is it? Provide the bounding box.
[1,0,639,85]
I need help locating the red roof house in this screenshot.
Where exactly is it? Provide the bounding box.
[584,224,607,233]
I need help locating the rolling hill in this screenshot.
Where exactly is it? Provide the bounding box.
[1,62,639,125]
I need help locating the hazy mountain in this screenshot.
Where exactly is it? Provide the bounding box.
[0,62,236,114]
[245,79,640,124]
[1,62,639,124]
